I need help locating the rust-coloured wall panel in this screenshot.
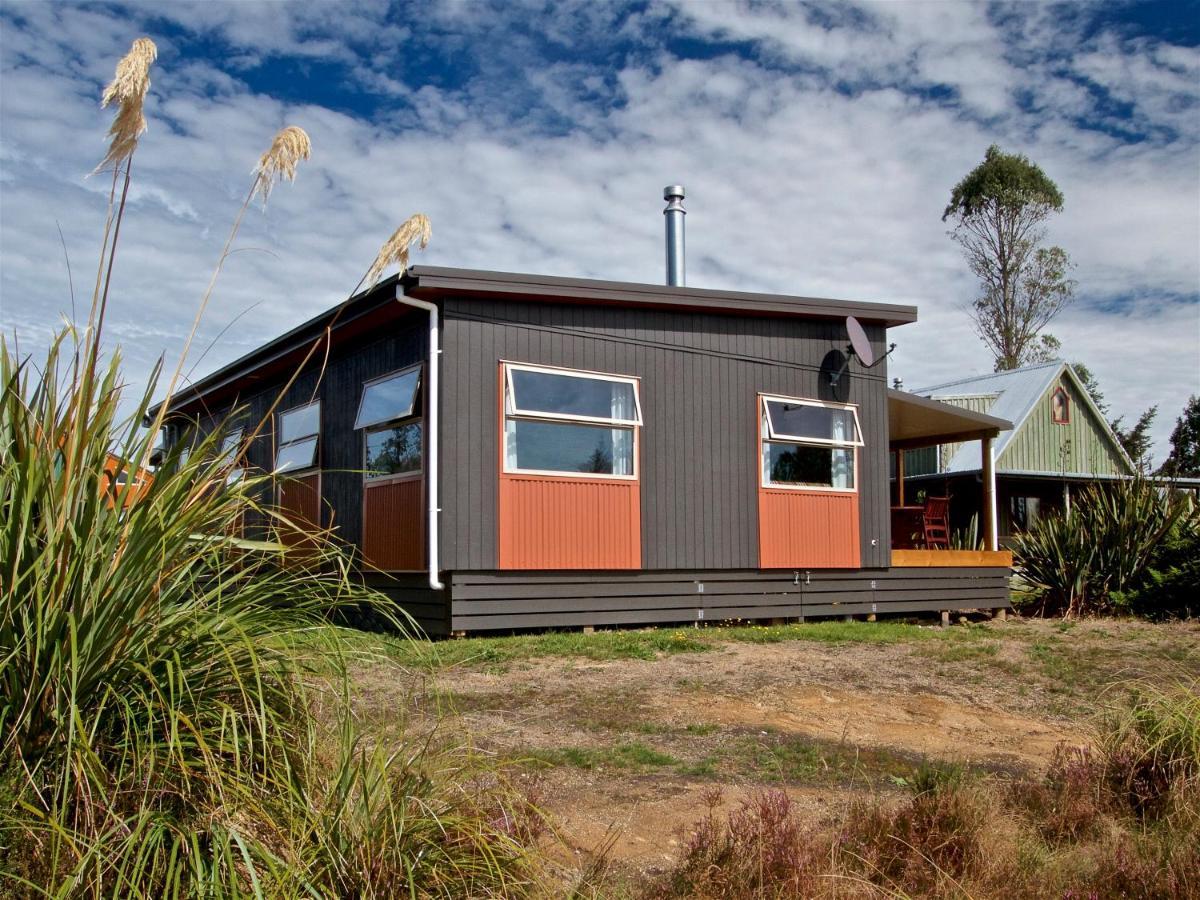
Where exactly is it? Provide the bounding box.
[278,473,321,551]
[498,475,641,569]
[362,478,425,571]
[758,489,861,568]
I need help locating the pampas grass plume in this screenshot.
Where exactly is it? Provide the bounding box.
[252,126,312,205]
[365,214,432,287]
[96,37,157,173]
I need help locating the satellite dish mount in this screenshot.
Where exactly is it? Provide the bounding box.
[829,315,896,390]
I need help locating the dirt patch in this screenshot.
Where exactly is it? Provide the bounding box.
[347,618,1197,876]
[666,686,1072,769]
[536,769,880,877]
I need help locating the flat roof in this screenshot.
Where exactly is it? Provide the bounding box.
[887,389,1012,449]
[152,266,919,418]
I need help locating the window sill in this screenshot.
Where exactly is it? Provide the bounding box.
[502,470,639,484]
[364,472,422,487]
[761,484,857,495]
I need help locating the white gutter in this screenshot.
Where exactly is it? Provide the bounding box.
[396,287,444,590]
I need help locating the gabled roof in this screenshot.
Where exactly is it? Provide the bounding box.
[910,360,1135,475]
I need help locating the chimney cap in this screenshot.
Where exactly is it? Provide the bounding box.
[663,184,685,200]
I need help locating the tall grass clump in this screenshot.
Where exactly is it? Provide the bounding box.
[1,37,538,898]
[1013,477,1197,617]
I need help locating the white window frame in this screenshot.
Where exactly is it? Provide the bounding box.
[759,394,860,493]
[762,395,864,447]
[354,363,423,432]
[504,361,643,426]
[275,400,320,474]
[357,366,424,486]
[502,361,641,480]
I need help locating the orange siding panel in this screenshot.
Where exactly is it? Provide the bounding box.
[758,489,860,568]
[278,473,321,552]
[498,474,641,569]
[362,479,425,571]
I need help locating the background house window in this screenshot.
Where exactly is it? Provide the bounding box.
[761,395,862,490]
[1051,387,1070,424]
[356,366,423,480]
[276,401,320,472]
[503,363,641,477]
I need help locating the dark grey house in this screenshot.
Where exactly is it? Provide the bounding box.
[155,263,1014,635]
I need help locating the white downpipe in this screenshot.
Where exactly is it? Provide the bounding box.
[986,441,999,552]
[396,288,443,590]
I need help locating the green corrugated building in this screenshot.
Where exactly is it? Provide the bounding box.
[902,361,1135,542]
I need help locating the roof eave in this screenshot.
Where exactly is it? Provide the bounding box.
[404,266,919,328]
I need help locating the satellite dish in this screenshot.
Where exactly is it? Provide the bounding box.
[846,316,874,367]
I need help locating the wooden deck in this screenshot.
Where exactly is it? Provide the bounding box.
[890,549,1013,568]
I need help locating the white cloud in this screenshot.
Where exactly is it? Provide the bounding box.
[0,1,1197,460]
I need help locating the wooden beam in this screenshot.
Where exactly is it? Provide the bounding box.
[889,429,998,451]
[896,448,906,506]
[982,434,998,552]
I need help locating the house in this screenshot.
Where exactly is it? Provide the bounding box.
[150,193,1015,635]
[900,361,1136,542]
[100,452,154,508]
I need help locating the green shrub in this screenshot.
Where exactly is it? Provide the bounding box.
[1113,514,1200,620]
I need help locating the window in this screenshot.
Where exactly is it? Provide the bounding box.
[221,428,244,459]
[356,367,423,481]
[1051,387,1070,424]
[365,421,422,478]
[221,428,246,482]
[355,366,421,430]
[761,395,862,490]
[276,401,319,472]
[503,363,641,478]
[1011,496,1041,531]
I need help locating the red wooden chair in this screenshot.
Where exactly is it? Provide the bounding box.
[922,496,951,549]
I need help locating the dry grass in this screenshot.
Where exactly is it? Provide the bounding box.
[643,679,1200,899]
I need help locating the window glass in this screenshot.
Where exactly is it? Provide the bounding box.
[365,422,422,478]
[275,436,317,473]
[1051,388,1070,424]
[510,368,639,423]
[505,419,634,476]
[764,399,859,444]
[279,402,320,444]
[220,428,243,462]
[355,368,421,430]
[763,442,855,489]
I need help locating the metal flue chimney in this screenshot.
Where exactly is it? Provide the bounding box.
[663,184,686,286]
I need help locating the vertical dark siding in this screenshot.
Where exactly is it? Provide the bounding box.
[184,317,427,550]
[439,298,892,572]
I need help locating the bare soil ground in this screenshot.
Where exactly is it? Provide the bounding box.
[346,616,1200,885]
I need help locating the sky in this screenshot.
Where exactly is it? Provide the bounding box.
[1,0,1198,462]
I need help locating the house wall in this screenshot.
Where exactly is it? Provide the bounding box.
[1001,376,1130,476]
[438,296,892,572]
[173,316,442,633]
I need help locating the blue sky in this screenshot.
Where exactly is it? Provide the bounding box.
[1,1,1197,459]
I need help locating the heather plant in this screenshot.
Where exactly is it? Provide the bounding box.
[649,680,1200,899]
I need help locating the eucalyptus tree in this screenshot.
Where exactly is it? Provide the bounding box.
[944,145,1076,371]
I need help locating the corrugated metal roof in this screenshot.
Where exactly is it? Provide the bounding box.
[909,361,1065,473]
